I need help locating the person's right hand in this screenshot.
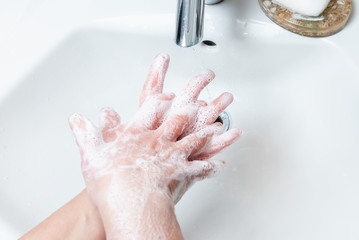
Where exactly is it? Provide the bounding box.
[137,53,241,202]
[139,54,240,162]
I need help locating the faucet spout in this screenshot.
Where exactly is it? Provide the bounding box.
[175,0,205,47]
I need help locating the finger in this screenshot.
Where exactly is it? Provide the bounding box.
[99,107,121,142]
[182,92,233,137]
[133,92,175,130]
[185,159,226,180]
[198,92,233,126]
[198,100,208,107]
[177,123,223,158]
[139,53,170,107]
[193,128,241,160]
[156,114,190,141]
[69,114,100,150]
[177,69,215,104]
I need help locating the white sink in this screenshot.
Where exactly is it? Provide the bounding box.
[1,0,359,239]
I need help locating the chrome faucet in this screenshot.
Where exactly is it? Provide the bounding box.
[175,0,223,47]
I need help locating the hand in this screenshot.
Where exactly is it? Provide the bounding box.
[69,53,241,239]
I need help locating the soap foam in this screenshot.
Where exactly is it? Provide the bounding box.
[131,93,175,130]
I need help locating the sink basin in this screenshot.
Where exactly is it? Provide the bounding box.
[1,0,359,239]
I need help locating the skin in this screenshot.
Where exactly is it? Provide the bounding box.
[19,53,241,240]
[19,190,105,240]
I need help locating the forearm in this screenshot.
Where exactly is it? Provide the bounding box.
[99,190,184,240]
[140,192,184,240]
[20,189,105,240]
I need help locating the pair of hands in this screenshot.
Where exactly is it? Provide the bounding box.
[69,53,240,239]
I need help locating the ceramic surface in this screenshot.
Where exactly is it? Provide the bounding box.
[0,0,358,239]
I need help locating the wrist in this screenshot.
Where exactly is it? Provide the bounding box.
[98,187,179,240]
[77,190,106,240]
